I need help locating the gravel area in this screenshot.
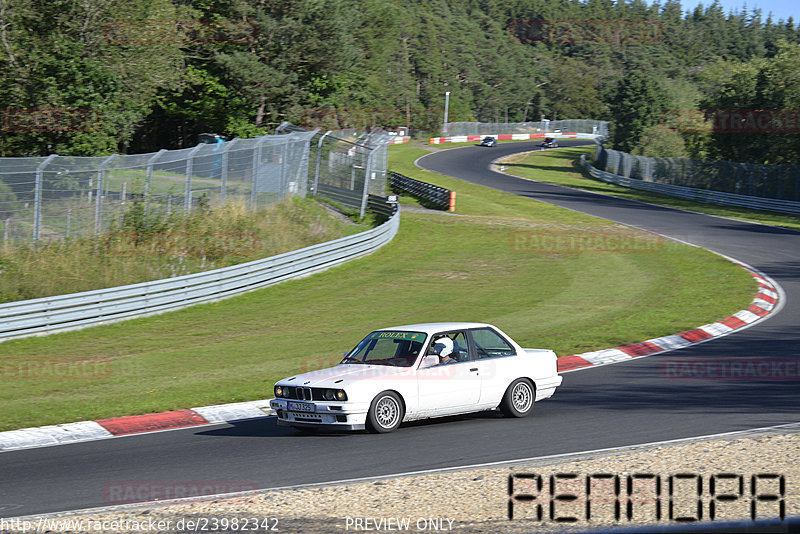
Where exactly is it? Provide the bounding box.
[7,425,797,533]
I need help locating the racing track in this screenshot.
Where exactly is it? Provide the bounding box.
[1,140,799,518]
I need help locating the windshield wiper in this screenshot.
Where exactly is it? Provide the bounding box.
[341,356,362,364]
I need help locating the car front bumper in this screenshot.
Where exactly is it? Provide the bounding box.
[270,399,369,431]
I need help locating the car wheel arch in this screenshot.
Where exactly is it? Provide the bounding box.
[366,389,407,433]
[499,377,537,418]
[380,388,405,408]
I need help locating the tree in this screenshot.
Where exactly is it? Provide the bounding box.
[546,57,608,120]
[0,0,188,156]
[632,125,689,158]
[608,72,668,153]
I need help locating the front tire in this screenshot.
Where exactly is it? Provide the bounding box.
[500,378,535,418]
[366,391,404,433]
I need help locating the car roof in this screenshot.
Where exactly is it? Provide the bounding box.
[377,322,493,334]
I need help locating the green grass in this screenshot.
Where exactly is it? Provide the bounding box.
[0,198,365,303]
[0,144,757,431]
[498,146,800,231]
[103,167,252,197]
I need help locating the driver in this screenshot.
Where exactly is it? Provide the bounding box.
[430,337,456,364]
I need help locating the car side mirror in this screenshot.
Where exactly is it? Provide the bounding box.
[420,355,439,368]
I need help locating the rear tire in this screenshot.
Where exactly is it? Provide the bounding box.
[366,391,404,433]
[500,378,535,418]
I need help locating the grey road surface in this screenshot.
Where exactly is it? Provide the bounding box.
[1,140,798,518]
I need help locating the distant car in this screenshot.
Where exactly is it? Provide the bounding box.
[541,137,558,148]
[270,322,563,433]
[480,136,497,147]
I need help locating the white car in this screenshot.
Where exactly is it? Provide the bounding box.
[270,322,563,433]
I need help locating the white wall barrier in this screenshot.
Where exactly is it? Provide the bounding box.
[581,155,800,215]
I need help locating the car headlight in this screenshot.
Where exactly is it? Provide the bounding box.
[323,389,347,401]
[274,385,284,398]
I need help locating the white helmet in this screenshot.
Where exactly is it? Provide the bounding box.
[431,337,453,357]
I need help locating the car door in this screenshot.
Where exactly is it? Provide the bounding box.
[468,327,519,405]
[415,330,481,416]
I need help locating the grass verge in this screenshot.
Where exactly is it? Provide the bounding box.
[0,198,364,303]
[0,145,755,431]
[498,146,800,231]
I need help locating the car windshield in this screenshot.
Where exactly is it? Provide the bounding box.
[342,330,427,367]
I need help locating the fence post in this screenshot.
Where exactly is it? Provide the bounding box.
[145,149,167,214]
[219,138,238,204]
[313,131,332,196]
[94,154,117,235]
[33,154,57,242]
[4,218,9,250]
[294,130,317,198]
[360,147,373,219]
[280,136,290,199]
[184,145,203,215]
[250,136,267,211]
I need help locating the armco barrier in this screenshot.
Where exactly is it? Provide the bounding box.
[0,208,400,342]
[581,155,800,215]
[388,172,451,210]
[316,184,395,218]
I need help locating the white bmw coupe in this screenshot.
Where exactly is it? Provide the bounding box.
[270,322,563,433]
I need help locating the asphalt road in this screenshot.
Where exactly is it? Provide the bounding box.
[1,140,798,518]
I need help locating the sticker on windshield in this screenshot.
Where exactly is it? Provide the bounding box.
[368,331,426,342]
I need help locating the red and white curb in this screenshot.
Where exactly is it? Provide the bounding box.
[0,400,275,452]
[0,264,781,452]
[557,263,781,372]
[429,132,603,144]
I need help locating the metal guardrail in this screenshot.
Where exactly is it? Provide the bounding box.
[388,172,451,210]
[581,155,800,215]
[316,184,396,218]
[0,208,400,342]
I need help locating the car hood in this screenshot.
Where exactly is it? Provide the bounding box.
[280,364,412,388]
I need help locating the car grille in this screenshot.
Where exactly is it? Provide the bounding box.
[283,386,329,401]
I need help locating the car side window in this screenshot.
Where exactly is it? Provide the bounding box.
[470,328,516,358]
[449,331,469,361]
[426,331,470,363]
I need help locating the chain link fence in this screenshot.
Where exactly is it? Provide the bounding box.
[0,131,322,247]
[307,128,392,217]
[0,127,396,246]
[595,145,800,202]
[443,120,609,138]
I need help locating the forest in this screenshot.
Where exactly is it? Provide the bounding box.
[0,0,798,164]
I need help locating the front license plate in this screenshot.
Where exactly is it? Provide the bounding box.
[288,401,314,412]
